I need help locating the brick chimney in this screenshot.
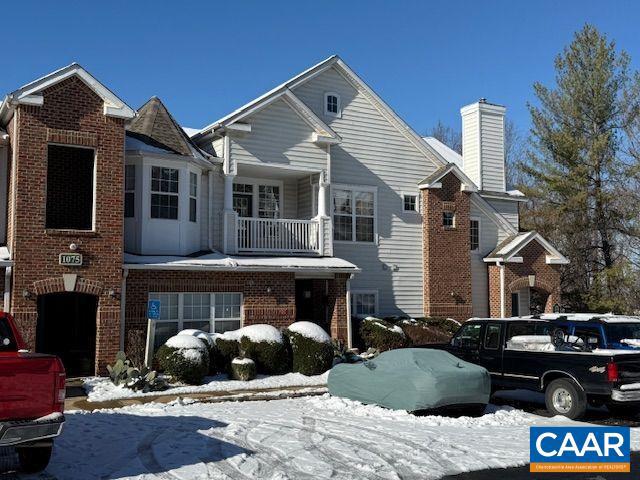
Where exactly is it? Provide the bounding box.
[460,99,506,192]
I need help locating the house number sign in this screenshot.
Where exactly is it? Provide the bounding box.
[59,253,83,266]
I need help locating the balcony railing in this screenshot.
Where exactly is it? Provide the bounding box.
[237,217,321,254]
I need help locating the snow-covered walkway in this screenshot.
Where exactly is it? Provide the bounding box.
[40,394,636,480]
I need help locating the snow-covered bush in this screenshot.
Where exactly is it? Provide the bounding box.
[211,337,240,374]
[360,316,408,351]
[178,329,218,374]
[230,357,257,381]
[284,321,333,376]
[155,335,209,385]
[238,325,290,375]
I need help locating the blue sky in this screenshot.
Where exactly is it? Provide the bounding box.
[2,0,639,137]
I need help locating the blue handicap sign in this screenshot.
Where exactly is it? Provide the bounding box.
[147,300,161,320]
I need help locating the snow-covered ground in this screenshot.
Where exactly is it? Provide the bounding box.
[42,394,640,480]
[84,371,329,402]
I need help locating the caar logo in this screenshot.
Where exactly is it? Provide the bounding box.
[530,426,630,473]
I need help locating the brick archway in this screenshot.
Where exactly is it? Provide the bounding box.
[32,276,104,296]
[507,276,555,295]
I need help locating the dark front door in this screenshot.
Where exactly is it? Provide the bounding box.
[295,280,315,322]
[36,292,98,377]
[233,194,253,217]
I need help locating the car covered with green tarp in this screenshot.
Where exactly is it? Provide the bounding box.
[328,348,491,412]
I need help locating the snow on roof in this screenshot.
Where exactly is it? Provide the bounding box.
[182,127,201,137]
[123,251,360,273]
[422,137,463,168]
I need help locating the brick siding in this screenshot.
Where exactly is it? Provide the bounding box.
[421,173,473,320]
[5,76,125,375]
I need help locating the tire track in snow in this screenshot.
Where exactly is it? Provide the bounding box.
[137,429,182,480]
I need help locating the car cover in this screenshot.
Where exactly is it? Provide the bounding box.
[328,348,491,411]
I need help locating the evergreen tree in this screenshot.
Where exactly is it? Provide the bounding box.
[520,24,640,313]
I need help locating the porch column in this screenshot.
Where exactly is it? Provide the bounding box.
[222,173,238,254]
[317,170,328,218]
[223,173,235,212]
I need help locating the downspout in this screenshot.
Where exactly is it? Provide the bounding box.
[498,261,505,318]
[119,267,128,351]
[346,274,353,349]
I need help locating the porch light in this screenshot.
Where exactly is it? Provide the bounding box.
[22,289,31,299]
[528,275,536,287]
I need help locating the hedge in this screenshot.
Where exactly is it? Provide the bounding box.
[284,330,334,376]
[239,336,290,375]
[359,317,409,351]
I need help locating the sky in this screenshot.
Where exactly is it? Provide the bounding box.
[2,0,640,138]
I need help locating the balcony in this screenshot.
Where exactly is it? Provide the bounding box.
[237,217,320,254]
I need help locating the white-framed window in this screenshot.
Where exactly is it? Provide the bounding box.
[332,186,376,243]
[324,92,341,117]
[151,166,179,219]
[258,185,280,219]
[148,292,243,351]
[443,211,455,229]
[189,172,198,222]
[403,193,418,212]
[124,164,135,218]
[470,217,480,252]
[351,291,378,317]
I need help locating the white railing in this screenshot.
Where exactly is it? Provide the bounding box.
[237,217,321,254]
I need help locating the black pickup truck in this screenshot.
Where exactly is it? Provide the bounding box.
[431,318,640,419]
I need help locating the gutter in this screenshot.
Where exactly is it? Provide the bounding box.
[122,263,361,274]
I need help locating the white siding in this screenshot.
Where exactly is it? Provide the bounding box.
[199,173,209,250]
[461,110,480,186]
[283,179,298,219]
[229,99,326,172]
[480,112,505,191]
[485,198,519,230]
[470,203,500,318]
[297,175,314,219]
[293,67,440,317]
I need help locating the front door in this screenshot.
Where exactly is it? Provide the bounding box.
[295,280,315,322]
[36,293,98,377]
[233,193,253,218]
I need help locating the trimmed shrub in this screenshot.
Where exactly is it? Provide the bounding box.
[212,337,240,374]
[397,318,452,345]
[240,336,290,375]
[155,335,209,385]
[230,357,257,381]
[284,322,333,376]
[360,317,409,352]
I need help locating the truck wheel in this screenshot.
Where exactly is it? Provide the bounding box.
[607,404,639,418]
[17,445,53,474]
[545,378,587,419]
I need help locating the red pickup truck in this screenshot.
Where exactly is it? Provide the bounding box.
[0,312,65,473]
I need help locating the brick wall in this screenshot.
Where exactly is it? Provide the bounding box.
[6,76,125,374]
[124,269,349,356]
[421,173,473,320]
[488,240,562,317]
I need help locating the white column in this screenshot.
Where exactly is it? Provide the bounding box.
[316,170,328,218]
[224,173,235,211]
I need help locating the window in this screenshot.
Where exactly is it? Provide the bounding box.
[506,321,555,342]
[149,292,242,352]
[574,327,602,349]
[46,145,94,230]
[125,165,135,218]
[333,187,376,242]
[151,167,179,219]
[352,292,377,317]
[403,194,417,212]
[258,185,280,218]
[443,211,455,228]
[452,323,482,349]
[189,172,198,222]
[470,218,480,251]
[511,293,520,317]
[484,324,502,350]
[324,92,341,117]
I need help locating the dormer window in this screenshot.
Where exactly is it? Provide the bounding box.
[324,92,341,117]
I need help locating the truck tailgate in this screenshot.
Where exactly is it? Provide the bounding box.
[0,353,63,422]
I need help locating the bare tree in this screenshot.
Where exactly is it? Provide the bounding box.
[425,120,462,153]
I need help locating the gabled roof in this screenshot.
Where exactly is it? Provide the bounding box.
[422,137,463,168]
[0,63,134,124]
[194,55,445,167]
[484,231,569,265]
[126,97,212,163]
[418,163,477,192]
